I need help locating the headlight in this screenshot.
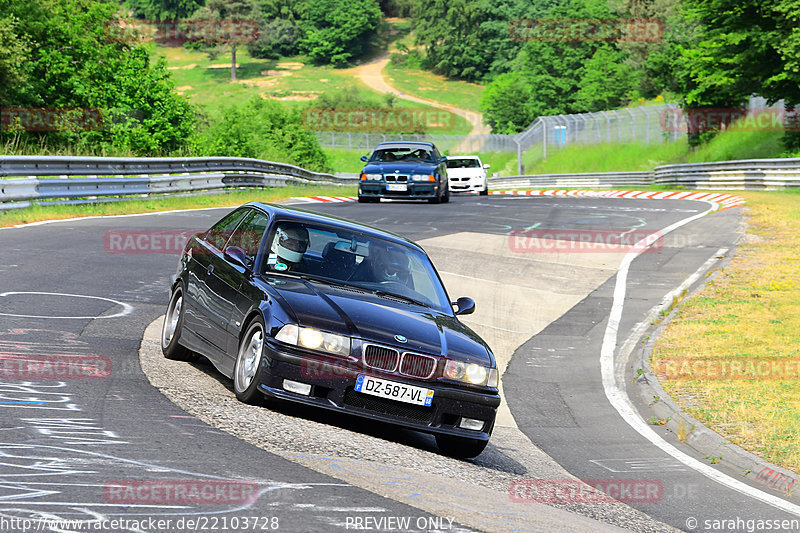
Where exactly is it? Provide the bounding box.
[444,360,497,387]
[412,174,435,181]
[274,324,351,356]
[361,173,382,180]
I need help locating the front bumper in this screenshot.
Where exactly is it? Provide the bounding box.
[359,182,440,200]
[257,342,500,441]
[449,178,486,192]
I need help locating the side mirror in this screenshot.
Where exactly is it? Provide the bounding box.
[360,155,369,162]
[453,296,476,316]
[439,156,447,163]
[224,246,251,271]
[483,163,491,169]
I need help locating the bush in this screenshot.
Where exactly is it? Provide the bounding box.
[300,0,382,66]
[199,97,331,172]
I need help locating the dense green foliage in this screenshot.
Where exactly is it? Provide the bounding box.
[300,0,382,66]
[127,0,203,20]
[199,97,331,172]
[0,0,196,154]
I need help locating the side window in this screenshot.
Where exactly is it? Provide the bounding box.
[227,211,270,262]
[205,209,249,251]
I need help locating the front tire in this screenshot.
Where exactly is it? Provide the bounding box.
[442,186,450,203]
[479,185,489,196]
[161,286,192,361]
[234,318,267,404]
[435,434,489,459]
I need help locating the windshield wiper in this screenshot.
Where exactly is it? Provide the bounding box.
[372,290,427,307]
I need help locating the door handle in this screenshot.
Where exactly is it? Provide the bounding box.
[207,264,214,275]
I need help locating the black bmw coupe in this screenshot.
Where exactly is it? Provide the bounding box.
[161,203,499,458]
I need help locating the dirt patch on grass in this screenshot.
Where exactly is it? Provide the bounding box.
[166,64,197,70]
[207,63,240,69]
[174,85,193,94]
[276,62,304,70]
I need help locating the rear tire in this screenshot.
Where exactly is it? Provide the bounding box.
[435,434,489,459]
[161,286,193,361]
[234,318,267,404]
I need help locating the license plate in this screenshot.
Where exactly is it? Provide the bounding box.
[386,183,407,192]
[355,375,433,406]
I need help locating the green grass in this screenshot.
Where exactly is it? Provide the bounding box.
[384,63,485,113]
[652,190,800,472]
[522,141,691,174]
[0,185,356,228]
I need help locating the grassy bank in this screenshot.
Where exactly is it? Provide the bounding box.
[0,185,356,228]
[384,63,485,113]
[520,127,789,175]
[652,190,800,472]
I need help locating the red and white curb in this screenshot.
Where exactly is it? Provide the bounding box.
[489,189,746,211]
[291,196,357,203]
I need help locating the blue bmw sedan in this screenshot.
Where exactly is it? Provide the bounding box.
[161,203,500,458]
[358,141,450,203]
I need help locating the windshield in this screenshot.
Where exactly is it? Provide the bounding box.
[263,222,451,313]
[369,147,435,163]
[446,158,480,168]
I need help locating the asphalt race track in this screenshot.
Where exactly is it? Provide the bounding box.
[1,194,799,533]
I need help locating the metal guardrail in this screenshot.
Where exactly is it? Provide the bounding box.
[3,155,800,209]
[0,156,356,209]
[654,158,800,189]
[489,171,651,189]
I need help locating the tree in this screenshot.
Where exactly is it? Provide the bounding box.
[1,0,195,154]
[247,0,306,59]
[0,15,28,105]
[573,45,637,112]
[479,72,533,133]
[126,0,204,20]
[300,0,382,66]
[191,0,256,81]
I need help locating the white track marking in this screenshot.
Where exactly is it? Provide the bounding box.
[600,204,800,516]
[0,292,133,319]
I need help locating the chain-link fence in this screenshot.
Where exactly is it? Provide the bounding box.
[314,104,686,174]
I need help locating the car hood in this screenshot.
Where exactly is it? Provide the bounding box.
[447,167,484,178]
[362,162,438,175]
[264,278,493,366]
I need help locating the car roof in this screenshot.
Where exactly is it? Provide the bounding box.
[373,141,436,150]
[244,202,423,251]
[447,155,480,159]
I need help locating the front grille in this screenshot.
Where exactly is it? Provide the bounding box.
[343,388,433,423]
[363,344,399,372]
[385,175,408,183]
[399,353,437,379]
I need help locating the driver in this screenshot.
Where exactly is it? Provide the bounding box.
[371,244,410,284]
[267,223,309,271]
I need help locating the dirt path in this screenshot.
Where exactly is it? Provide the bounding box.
[350,54,491,136]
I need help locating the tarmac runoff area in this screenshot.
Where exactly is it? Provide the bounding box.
[140,230,676,532]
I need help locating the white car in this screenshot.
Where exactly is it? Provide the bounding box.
[446,156,490,195]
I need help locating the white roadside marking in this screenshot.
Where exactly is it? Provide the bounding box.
[0,292,133,319]
[600,205,800,516]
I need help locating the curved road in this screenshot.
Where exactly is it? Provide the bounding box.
[0,195,798,532]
